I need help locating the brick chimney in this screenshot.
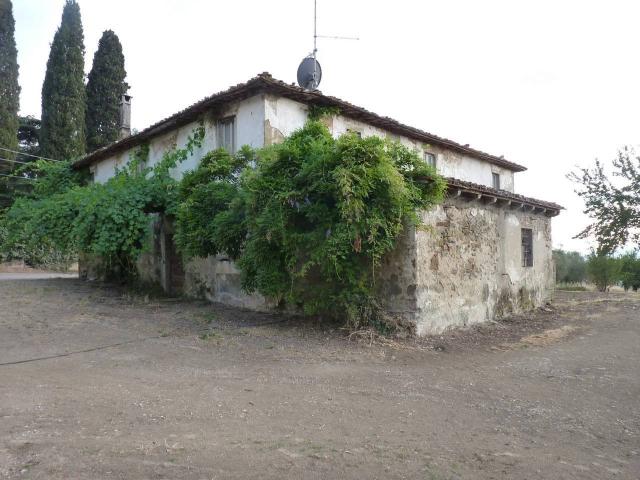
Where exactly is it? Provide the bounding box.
[119,94,132,139]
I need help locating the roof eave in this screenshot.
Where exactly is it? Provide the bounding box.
[74,73,527,173]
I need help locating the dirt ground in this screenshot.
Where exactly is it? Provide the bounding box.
[0,278,638,479]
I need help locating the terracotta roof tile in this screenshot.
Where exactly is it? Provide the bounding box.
[445,177,563,215]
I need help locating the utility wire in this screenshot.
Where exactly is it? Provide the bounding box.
[0,156,31,165]
[0,173,35,180]
[0,146,62,162]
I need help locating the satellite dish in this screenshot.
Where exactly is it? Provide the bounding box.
[297,56,322,90]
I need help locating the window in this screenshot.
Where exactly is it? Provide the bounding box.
[521,228,533,267]
[492,172,501,190]
[216,116,235,153]
[347,128,362,138]
[424,151,437,168]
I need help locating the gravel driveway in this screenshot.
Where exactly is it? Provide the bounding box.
[0,279,638,479]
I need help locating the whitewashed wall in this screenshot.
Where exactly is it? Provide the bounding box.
[83,91,542,336]
[262,95,515,192]
[91,94,265,184]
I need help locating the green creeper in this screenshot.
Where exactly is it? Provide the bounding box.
[86,30,129,152]
[0,0,20,173]
[40,0,86,161]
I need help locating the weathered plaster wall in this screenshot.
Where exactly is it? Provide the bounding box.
[377,199,554,335]
[182,256,269,311]
[84,93,550,335]
[91,94,265,184]
[408,198,554,335]
[262,95,515,192]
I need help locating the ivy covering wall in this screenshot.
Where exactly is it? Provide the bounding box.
[0,121,445,328]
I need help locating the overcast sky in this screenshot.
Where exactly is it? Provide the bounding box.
[13,0,640,253]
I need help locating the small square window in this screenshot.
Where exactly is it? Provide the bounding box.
[521,228,533,267]
[216,117,235,153]
[424,152,437,168]
[347,128,362,138]
[492,172,501,190]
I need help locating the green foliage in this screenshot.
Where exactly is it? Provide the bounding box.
[0,0,20,172]
[40,0,86,160]
[174,146,252,259]
[175,121,446,329]
[570,147,640,254]
[586,253,621,292]
[85,30,129,152]
[619,251,640,292]
[0,117,42,209]
[553,249,586,284]
[307,105,341,121]
[0,128,204,276]
[555,283,587,292]
[1,189,79,269]
[1,120,446,330]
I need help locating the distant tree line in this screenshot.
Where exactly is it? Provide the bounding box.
[554,249,640,292]
[0,0,128,208]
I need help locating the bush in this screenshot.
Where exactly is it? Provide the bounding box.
[586,253,621,292]
[553,249,587,284]
[555,282,588,292]
[0,128,204,278]
[1,121,447,329]
[175,121,446,329]
[619,252,640,292]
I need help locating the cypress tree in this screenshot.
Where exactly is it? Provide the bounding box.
[0,0,20,174]
[85,30,128,152]
[40,0,86,161]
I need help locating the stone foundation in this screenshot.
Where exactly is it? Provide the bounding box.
[80,199,554,336]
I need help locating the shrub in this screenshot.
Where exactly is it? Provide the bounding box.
[175,121,446,329]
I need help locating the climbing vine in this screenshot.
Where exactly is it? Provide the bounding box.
[0,128,204,275]
[175,121,446,329]
[307,104,341,121]
[1,120,446,329]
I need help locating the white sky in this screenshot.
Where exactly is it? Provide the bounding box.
[13,0,640,253]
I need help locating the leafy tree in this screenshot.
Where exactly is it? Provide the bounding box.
[0,0,20,173]
[40,0,86,161]
[85,30,128,152]
[17,116,40,162]
[570,147,640,254]
[619,252,640,292]
[586,253,621,292]
[553,249,587,284]
[0,117,42,209]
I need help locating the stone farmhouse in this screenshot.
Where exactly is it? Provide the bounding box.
[74,73,562,335]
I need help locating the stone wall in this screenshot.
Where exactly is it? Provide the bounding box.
[378,197,555,335]
[80,200,554,336]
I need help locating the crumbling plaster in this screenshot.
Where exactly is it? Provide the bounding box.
[84,92,551,336]
[262,95,514,192]
[378,197,554,335]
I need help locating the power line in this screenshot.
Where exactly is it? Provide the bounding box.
[0,173,35,181]
[0,146,62,162]
[0,156,31,165]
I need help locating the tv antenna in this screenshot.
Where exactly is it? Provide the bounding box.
[297,0,359,91]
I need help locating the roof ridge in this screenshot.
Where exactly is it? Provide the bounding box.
[74,72,526,173]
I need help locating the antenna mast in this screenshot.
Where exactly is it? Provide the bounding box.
[297,0,359,90]
[313,0,318,85]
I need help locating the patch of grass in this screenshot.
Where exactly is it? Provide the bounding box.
[198,311,217,324]
[199,331,221,341]
[556,282,588,291]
